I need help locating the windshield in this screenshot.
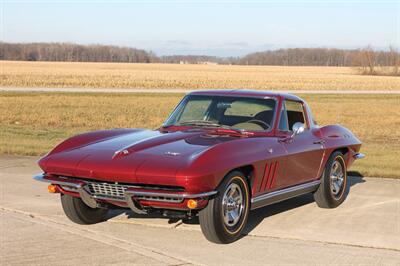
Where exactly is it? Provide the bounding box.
[164,95,277,131]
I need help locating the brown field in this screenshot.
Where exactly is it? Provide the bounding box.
[1,61,400,91]
[1,92,399,178]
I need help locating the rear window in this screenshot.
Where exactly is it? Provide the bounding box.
[224,99,274,117]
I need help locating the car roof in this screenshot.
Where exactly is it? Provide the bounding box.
[188,89,304,102]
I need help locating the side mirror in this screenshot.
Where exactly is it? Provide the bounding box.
[292,122,305,136]
[278,122,305,143]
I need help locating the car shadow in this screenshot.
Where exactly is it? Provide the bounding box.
[242,174,366,236]
[106,174,366,236]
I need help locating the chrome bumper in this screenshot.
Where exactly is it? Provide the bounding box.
[353,153,365,160]
[33,173,217,213]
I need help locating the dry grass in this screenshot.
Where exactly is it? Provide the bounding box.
[1,61,400,91]
[1,92,399,178]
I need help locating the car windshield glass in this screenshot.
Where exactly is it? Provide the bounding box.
[164,95,276,131]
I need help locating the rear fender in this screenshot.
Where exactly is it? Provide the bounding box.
[319,125,362,169]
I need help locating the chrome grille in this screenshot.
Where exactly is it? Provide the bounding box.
[136,195,183,203]
[58,176,187,203]
[86,182,127,200]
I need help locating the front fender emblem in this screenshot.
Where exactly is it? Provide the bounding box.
[164,151,180,156]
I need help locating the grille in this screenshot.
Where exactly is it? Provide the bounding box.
[59,176,186,203]
[136,195,183,203]
[86,182,127,200]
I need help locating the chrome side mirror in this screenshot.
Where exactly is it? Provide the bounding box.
[292,122,305,136]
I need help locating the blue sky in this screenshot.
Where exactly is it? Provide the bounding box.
[1,0,399,56]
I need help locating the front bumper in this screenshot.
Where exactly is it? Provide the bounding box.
[353,153,365,160]
[33,173,217,213]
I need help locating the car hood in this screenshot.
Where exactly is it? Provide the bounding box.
[39,129,241,183]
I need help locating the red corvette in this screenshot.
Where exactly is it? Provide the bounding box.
[34,90,364,243]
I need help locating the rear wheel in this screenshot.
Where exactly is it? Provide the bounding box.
[314,151,348,208]
[61,194,108,224]
[199,171,250,244]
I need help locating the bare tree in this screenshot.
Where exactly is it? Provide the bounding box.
[389,46,399,75]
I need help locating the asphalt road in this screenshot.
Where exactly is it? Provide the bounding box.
[1,87,400,94]
[1,155,399,265]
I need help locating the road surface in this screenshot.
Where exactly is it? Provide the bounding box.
[1,155,399,265]
[1,87,400,94]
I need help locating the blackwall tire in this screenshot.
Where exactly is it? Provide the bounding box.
[199,171,250,244]
[61,194,108,225]
[314,151,348,208]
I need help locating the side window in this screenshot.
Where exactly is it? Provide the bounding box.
[285,100,306,130]
[278,102,289,131]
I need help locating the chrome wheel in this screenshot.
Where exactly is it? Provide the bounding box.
[330,160,344,198]
[222,183,244,228]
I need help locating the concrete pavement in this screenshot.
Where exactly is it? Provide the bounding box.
[1,155,399,265]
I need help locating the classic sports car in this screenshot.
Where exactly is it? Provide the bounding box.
[34,90,364,243]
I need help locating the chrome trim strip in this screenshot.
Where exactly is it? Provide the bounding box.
[33,173,82,188]
[125,190,218,199]
[251,180,321,210]
[353,153,365,160]
[252,180,320,203]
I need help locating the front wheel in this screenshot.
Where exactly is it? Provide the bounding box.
[61,194,108,224]
[199,171,250,244]
[314,151,348,208]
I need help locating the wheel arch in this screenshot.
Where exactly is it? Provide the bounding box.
[219,164,255,193]
[332,147,349,156]
[329,147,350,166]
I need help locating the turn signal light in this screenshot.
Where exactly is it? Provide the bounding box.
[48,184,57,193]
[187,199,198,209]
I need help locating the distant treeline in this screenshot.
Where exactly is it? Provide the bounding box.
[0,42,157,63]
[1,42,399,74]
[239,48,392,66]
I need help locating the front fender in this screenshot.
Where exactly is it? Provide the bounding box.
[38,128,141,169]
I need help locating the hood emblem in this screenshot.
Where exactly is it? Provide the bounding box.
[112,149,130,158]
[164,151,180,156]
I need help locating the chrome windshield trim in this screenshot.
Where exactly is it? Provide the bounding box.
[353,153,365,160]
[163,94,278,133]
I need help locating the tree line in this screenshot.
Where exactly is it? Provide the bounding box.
[1,42,398,75]
[0,42,157,63]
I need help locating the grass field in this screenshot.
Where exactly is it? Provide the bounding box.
[1,92,399,178]
[1,61,400,91]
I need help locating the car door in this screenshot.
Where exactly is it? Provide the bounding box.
[275,100,325,189]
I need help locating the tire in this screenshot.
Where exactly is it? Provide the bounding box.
[199,171,250,244]
[314,151,348,208]
[61,194,108,224]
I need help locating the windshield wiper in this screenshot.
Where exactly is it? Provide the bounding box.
[177,120,254,137]
[176,120,230,128]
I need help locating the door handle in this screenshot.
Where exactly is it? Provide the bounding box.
[313,140,325,145]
